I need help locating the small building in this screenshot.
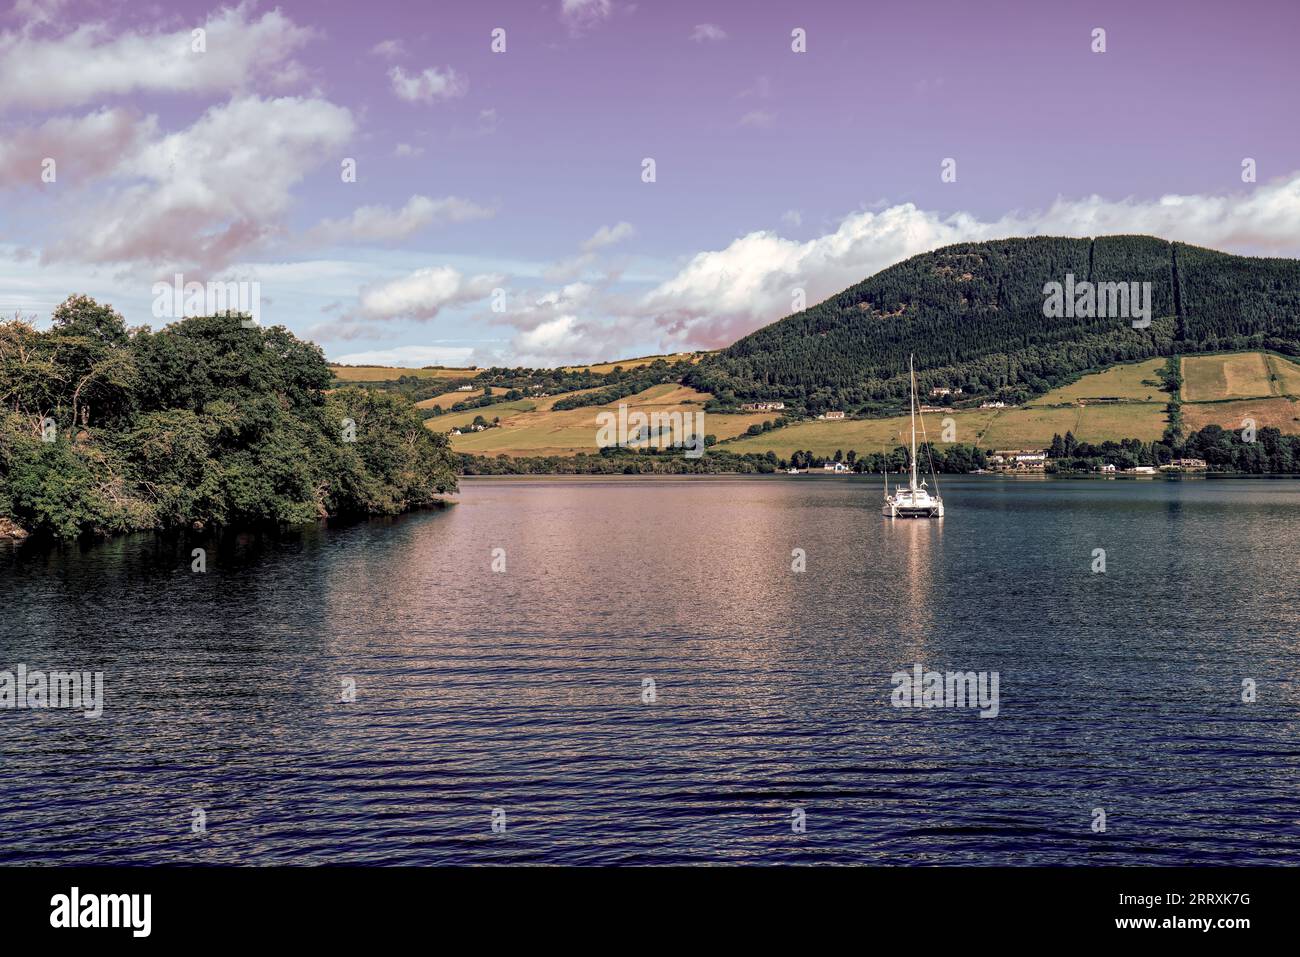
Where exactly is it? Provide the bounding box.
[1098,463,1117,473]
[1126,466,1157,474]
[822,462,851,473]
[450,429,462,435]
[918,405,948,413]
[1173,457,1208,469]
[980,400,1011,409]
[817,411,846,420]
[456,384,474,392]
[929,387,963,397]
[991,449,1046,471]
[741,401,786,412]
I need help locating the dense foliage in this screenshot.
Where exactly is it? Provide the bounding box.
[1049,425,1300,474]
[459,447,781,474]
[459,441,988,476]
[0,297,457,540]
[687,236,1300,413]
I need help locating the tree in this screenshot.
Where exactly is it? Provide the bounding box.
[0,298,458,539]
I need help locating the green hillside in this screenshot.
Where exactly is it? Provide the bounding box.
[686,236,1300,413]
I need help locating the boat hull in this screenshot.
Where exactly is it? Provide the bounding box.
[882,503,944,518]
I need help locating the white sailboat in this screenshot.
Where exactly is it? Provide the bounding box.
[882,355,945,518]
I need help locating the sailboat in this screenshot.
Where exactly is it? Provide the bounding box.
[882,355,945,518]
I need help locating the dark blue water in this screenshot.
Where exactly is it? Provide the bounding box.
[1,476,1297,864]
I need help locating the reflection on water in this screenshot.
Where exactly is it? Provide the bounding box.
[885,516,942,644]
[1,475,1298,865]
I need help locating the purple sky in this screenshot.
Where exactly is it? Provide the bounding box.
[2,0,1298,366]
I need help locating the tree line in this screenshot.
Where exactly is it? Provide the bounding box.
[1,296,458,540]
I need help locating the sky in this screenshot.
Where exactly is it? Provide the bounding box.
[1,0,1298,367]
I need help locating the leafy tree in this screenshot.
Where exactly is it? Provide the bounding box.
[0,299,457,539]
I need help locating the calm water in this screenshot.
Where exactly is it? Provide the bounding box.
[2,476,1298,865]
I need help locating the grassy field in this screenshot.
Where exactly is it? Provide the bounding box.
[1031,358,1166,403]
[415,388,484,409]
[723,410,998,457]
[722,401,1168,457]
[392,350,1300,459]
[1181,352,1285,401]
[1182,397,1300,433]
[330,364,479,382]
[443,382,771,457]
[1265,353,1300,395]
[560,352,700,374]
[723,360,1173,457]
[429,400,539,432]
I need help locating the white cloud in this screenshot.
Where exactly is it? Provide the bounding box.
[738,109,775,129]
[331,345,476,367]
[0,4,313,111]
[0,107,156,188]
[388,65,467,104]
[12,0,69,29]
[477,280,648,366]
[307,195,495,245]
[354,265,502,322]
[637,173,1300,350]
[581,221,635,252]
[561,0,613,34]
[541,223,635,283]
[40,95,355,272]
[515,313,581,354]
[393,142,424,158]
[690,24,727,42]
[781,209,803,228]
[370,39,404,59]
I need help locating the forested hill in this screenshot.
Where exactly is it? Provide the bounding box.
[684,236,1300,412]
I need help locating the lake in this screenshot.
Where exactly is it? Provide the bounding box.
[1,475,1297,865]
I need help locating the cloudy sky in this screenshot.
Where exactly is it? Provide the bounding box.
[1,0,1298,367]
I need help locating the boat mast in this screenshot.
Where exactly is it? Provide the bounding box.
[909,354,919,490]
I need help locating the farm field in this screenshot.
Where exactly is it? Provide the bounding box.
[415,388,484,409]
[444,382,770,457]
[1265,353,1300,395]
[1180,352,1295,401]
[429,400,538,432]
[1182,397,1300,433]
[1029,358,1166,404]
[561,352,700,374]
[723,410,999,457]
[396,350,1300,459]
[330,364,479,382]
[723,401,1168,457]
